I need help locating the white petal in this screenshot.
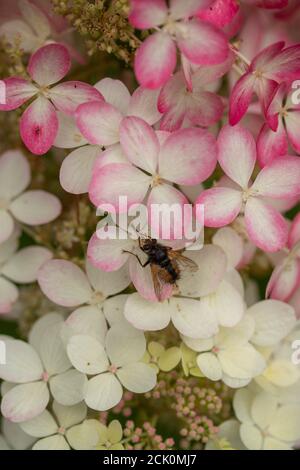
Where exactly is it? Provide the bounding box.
[29,312,63,352]
[20,410,57,438]
[66,419,100,450]
[212,227,243,269]
[1,382,49,423]
[0,277,19,314]
[213,280,245,328]
[0,340,43,383]
[38,322,71,376]
[2,246,52,284]
[85,373,123,411]
[0,210,14,244]
[94,78,130,115]
[251,392,278,430]
[50,369,87,406]
[233,389,255,424]
[124,293,171,331]
[32,435,70,450]
[105,321,146,366]
[54,112,87,148]
[1,419,35,450]
[67,335,108,375]
[248,300,296,347]
[10,190,61,225]
[240,423,263,450]
[117,362,156,393]
[53,400,87,428]
[62,306,107,345]
[196,353,222,381]
[0,150,30,200]
[218,344,266,380]
[103,295,128,325]
[0,230,19,265]
[269,405,300,442]
[170,297,219,339]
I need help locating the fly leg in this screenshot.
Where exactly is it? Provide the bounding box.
[122,250,150,268]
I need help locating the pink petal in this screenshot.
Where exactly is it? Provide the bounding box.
[89,163,151,211]
[28,43,71,86]
[251,157,300,199]
[94,78,130,115]
[265,83,286,131]
[93,145,127,172]
[266,259,300,302]
[257,121,288,168]
[195,187,242,227]
[120,116,159,173]
[0,211,14,244]
[49,81,103,115]
[217,124,256,188]
[147,184,190,240]
[134,32,177,89]
[197,0,239,28]
[20,96,58,155]
[87,232,132,272]
[127,87,162,125]
[245,1,288,7]
[255,78,279,124]
[263,44,300,82]
[244,198,288,252]
[285,110,300,155]
[76,101,123,146]
[10,190,62,225]
[251,41,285,71]
[177,20,229,66]
[229,73,256,125]
[289,213,300,249]
[170,0,214,19]
[187,91,224,127]
[38,259,92,307]
[159,128,217,185]
[129,0,168,29]
[0,78,37,111]
[60,146,102,195]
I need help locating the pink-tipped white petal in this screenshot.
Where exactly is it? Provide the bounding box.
[60,146,101,195]
[28,43,71,86]
[217,124,256,189]
[2,247,53,284]
[50,81,103,115]
[0,278,18,314]
[38,259,93,307]
[147,185,190,240]
[266,259,300,302]
[134,32,177,89]
[257,122,288,168]
[0,77,37,111]
[10,190,62,226]
[129,0,168,29]
[288,213,300,249]
[76,101,123,146]
[20,96,59,155]
[229,73,256,126]
[177,20,229,66]
[94,78,130,115]
[1,382,49,423]
[263,44,300,83]
[129,256,173,302]
[0,150,30,201]
[251,157,300,199]
[159,128,217,185]
[127,87,162,125]
[120,116,159,173]
[87,233,133,272]
[89,163,151,211]
[195,187,242,227]
[244,198,288,252]
[0,210,14,245]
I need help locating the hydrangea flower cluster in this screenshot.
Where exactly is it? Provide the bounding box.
[0,0,300,451]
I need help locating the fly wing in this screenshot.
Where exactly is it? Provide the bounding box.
[150,264,173,301]
[168,251,199,272]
